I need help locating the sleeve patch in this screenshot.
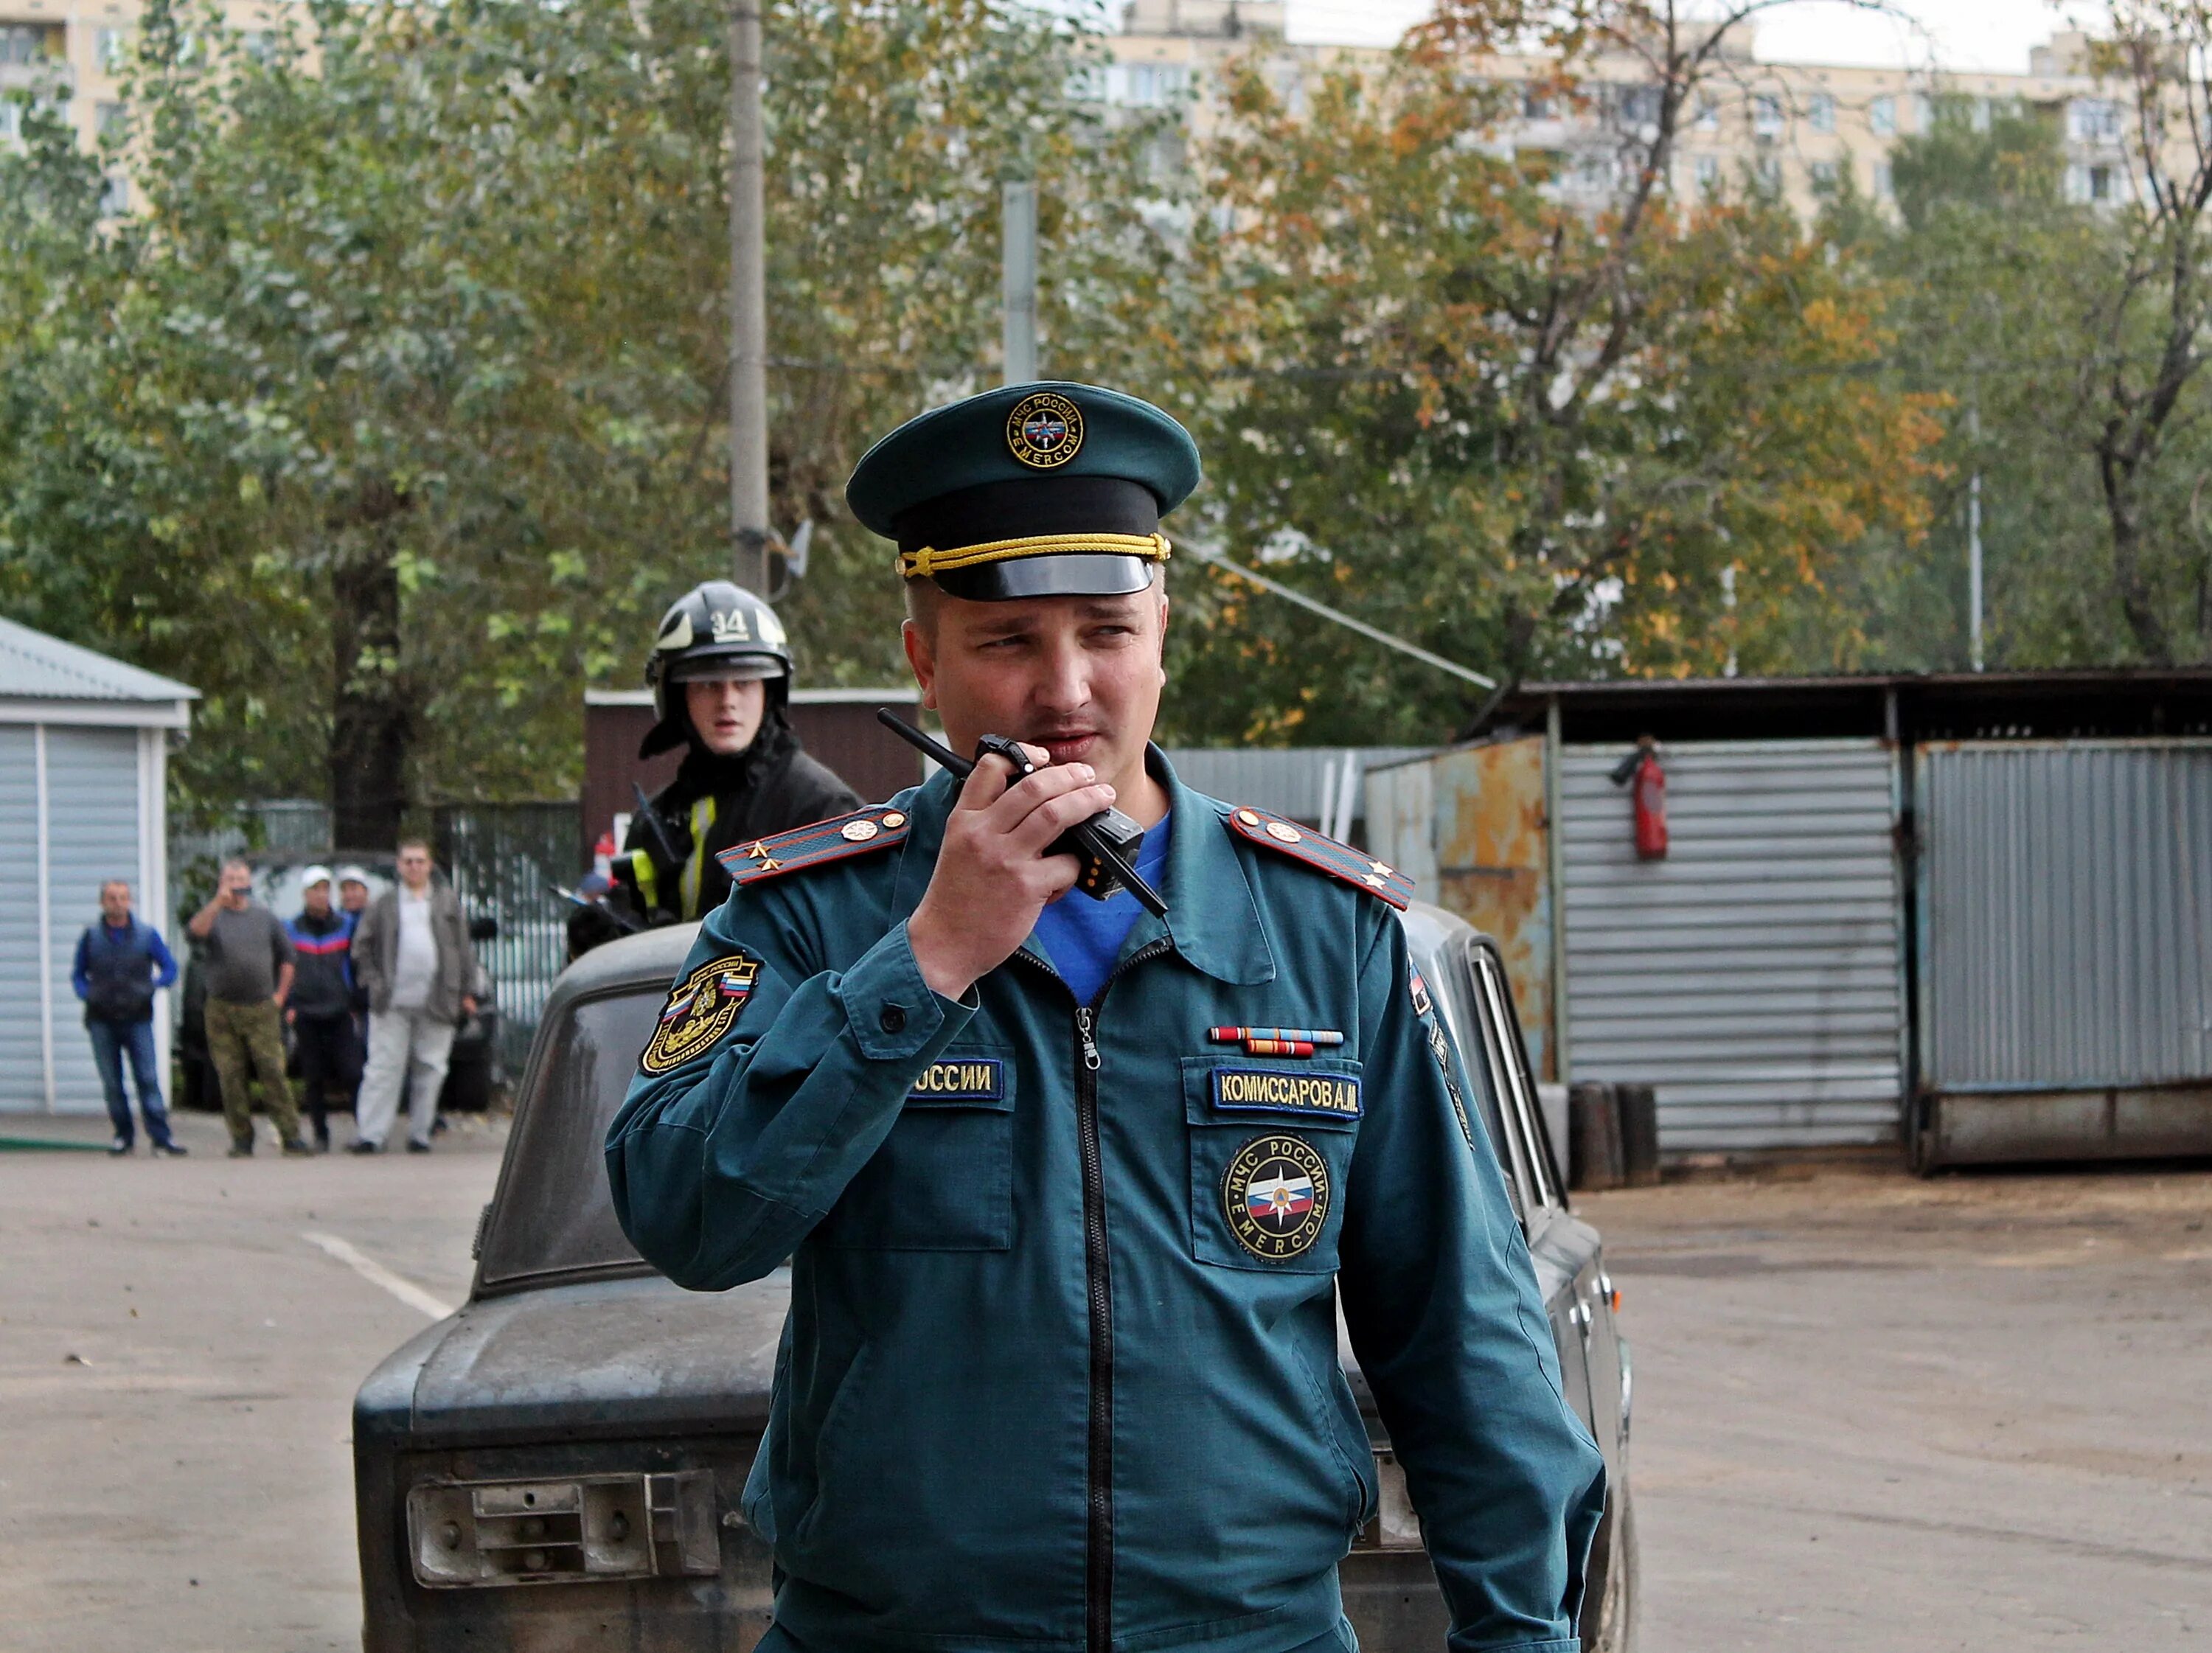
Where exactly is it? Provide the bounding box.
[639,954,759,1076]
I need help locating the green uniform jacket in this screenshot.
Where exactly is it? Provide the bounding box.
[606,752,1606,1653]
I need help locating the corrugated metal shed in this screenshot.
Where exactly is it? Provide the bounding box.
[1,623,192,1113]
[0,617,198,713]
[1921,741,2212,1090]
[1559,739,1905,1150]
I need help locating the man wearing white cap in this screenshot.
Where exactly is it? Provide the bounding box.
[285,865,361,1152]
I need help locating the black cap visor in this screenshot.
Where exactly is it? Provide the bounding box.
[931,553,1158,602]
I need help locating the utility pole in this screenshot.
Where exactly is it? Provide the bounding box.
[730,1,771,591]
[1001,180,1037,386]
[1967,403,1984,672]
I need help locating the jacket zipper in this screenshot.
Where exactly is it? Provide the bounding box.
[1018,937,1172,1653]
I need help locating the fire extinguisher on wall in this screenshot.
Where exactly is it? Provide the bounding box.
[1609,736,1669,860]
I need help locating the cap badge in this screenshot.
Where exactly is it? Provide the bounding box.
[1006,391,1085,470]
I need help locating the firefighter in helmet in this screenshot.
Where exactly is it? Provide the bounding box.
[582,582,860,953]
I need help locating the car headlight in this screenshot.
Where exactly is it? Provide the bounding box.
[407,1471,720,1587]
[1350,1448,1424,1551]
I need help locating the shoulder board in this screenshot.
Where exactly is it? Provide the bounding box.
[1223,805,1415,910]
[716,805,912,886]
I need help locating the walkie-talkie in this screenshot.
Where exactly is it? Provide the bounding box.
[877,711,1167,918]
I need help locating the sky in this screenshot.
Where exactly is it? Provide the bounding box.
[1281,1,2110,74]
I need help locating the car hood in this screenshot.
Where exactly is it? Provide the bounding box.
[356,1270,791,1447]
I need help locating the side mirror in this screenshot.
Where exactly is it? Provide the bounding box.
[468,915,498,942]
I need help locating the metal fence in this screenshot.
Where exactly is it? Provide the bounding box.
[434,802,580,1073]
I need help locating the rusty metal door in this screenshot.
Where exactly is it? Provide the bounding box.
[1366,737,1558,1079]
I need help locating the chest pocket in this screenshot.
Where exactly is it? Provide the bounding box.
[815,1045,1015,1252]
[1182,1054,1362,1275]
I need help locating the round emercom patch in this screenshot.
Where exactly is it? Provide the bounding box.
[1222,1134,1332,1262]
[639,955,759,1076]
[1004,391,1085,469]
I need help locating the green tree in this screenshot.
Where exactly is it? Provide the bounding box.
[1148,36,1941,744]
[0,0,1161,835]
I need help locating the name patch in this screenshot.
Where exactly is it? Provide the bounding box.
[1211,1067,1363,1121]
[907,1059,1006,1103]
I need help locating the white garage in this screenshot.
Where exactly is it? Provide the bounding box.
[0,619,196,1114]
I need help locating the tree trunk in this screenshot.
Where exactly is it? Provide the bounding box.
[2099,448,2177,664]
[330,543,411,851]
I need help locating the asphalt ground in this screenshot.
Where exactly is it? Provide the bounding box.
[1582,1161,2212,1651]
[3,1107,2208,1652]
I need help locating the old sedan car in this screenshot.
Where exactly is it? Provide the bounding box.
[354,903,1635,1652]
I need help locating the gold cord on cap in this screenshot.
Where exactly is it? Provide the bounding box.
[899,531,1172,581]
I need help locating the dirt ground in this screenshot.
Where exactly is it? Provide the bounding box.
[3,1109,2208,1652]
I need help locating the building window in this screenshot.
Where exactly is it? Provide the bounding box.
[99,172,128,215]
[1694,153,1720,192]
[1753,154,1781,189]
[0,100,18,143]
[96,100,125,139]
[1694,94,1719,132]
[1270,63,1304,116]
[2089,164,2115,201]
[1809,92,1835,133]
[1874,161,1893,198]
[2072,98,2124,142]
[1113,63,1190,108]
[1870,96,1896,136]
[1970,96,1992,132]
[0,24,49,66]
[1523,86,1554,121]
[1809,159,1839,193]
[95,26,130,71]
[1752,94,1782,137]
[1616,84,1660,128]
[1910,93,1933,133]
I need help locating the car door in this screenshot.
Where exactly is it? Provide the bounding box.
[1466,941,1632,1646]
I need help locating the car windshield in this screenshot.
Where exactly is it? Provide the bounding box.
[475,986,656,1290]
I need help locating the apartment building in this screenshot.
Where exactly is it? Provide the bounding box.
[0,0,276,202]
[1107,2,2141,219]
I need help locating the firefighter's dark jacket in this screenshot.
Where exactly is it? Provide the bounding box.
[617,713,859,925]
[605,751,1607,1653]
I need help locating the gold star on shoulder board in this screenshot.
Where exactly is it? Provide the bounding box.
[748,841,781,871]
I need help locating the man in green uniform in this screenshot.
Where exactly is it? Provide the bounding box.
[607,383,1604,1653]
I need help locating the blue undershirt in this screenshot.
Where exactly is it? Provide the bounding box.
[1027,810,1173,1006]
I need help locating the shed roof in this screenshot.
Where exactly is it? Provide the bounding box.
[1481,667,2212,745]
[0,616,198,708]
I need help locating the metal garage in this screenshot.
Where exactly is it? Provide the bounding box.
[1557,740,1907,1151]
[0,619,196,1114]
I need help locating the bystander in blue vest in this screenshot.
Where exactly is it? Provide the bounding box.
[72,880,183,1156]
